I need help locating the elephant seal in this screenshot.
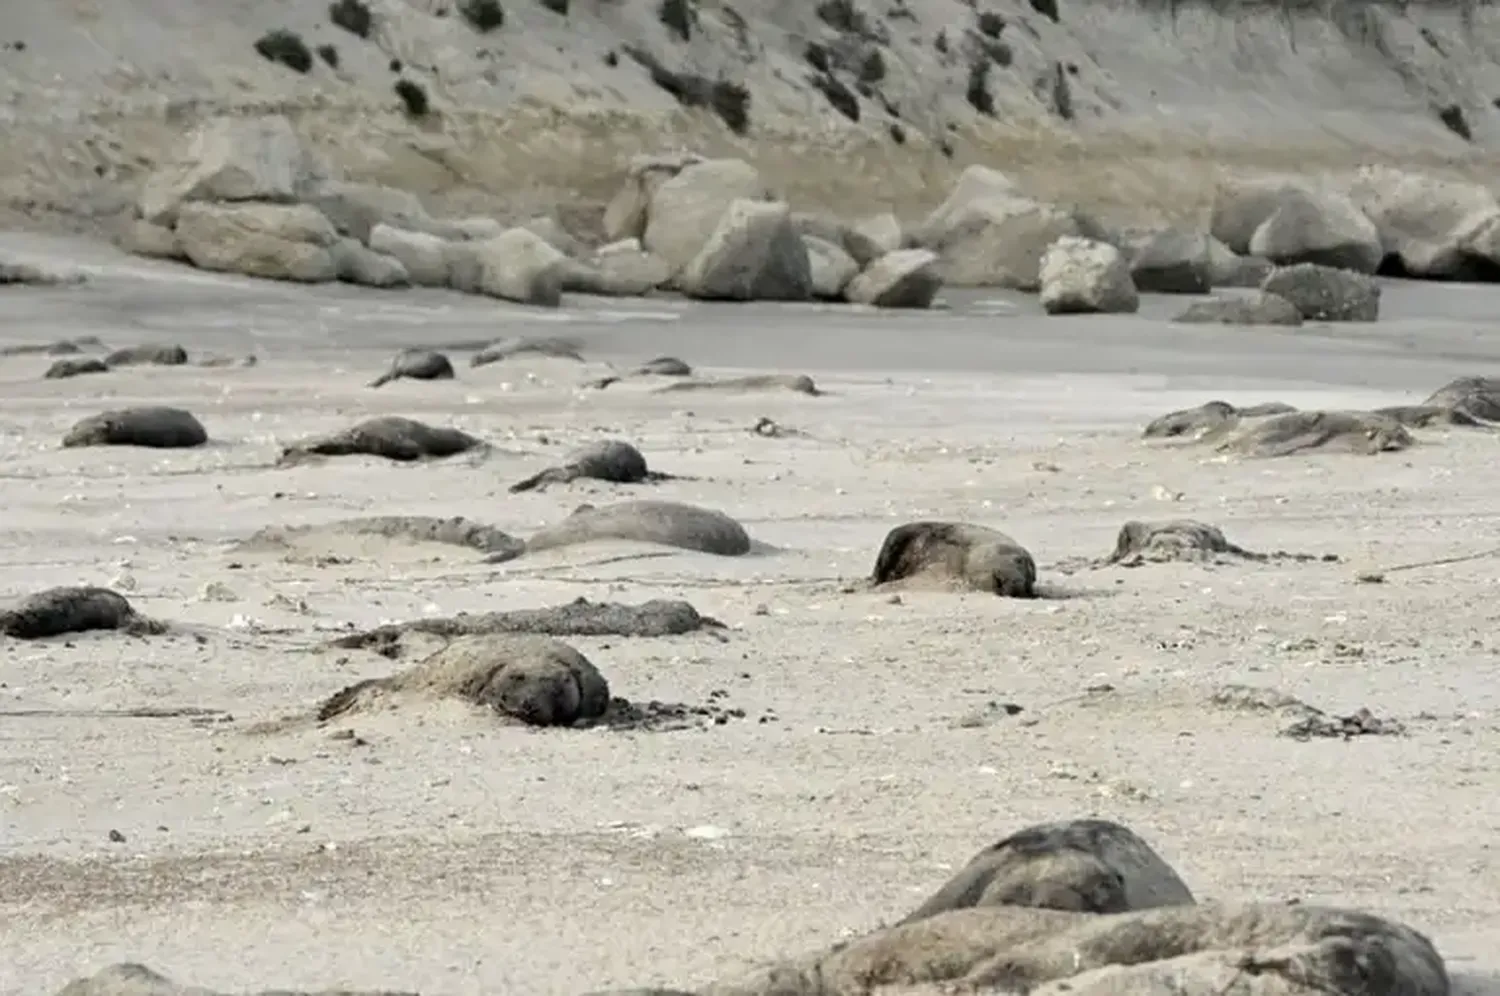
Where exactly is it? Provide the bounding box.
[368,349,455,388]
[635,356,692,376]
[52,961,417,996]
[509,439,671,493]
[470,335,585,367]
[1374,403,1487,428]
[871,522,1037,597]
[44,357,109,379]
[279,416,484,464]
[654,373,822,396]
[1107,520,1262,565]
[0,335,103,357]
[103,343,188,367]
[239,516,524,560]
[510,500,752,560]
[1142,400,1239,440]
[704,901,1448,996]
[1219,410,1412,457]
[1424,374,1500,420]
[316,634,610,728]
[1,586,165,639]
[897,819,1195,925]
[62,406,207,449]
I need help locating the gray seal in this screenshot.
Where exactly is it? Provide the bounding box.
[62,407,207,449]
[511,500,752,560]
[279,416,484,464]
[0,586,165,639]
[44,357,109,379]
[103,344,188,367]
[508,439,671,493]
[871,522,1036,597]
[368,349,455,388]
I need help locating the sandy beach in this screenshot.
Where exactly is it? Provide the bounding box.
[0,237,1496,993]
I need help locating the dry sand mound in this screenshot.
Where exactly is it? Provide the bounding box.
[236,515,524,562]
[516,500,754,559]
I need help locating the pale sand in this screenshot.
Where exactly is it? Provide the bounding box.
[2,240,1500,994]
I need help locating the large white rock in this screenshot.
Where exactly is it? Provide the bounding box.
[138,115,325,227]
[603,151,705,243]
[910,165,1024,247]
[843,249,942,309]
[368,224,453,287]
[1039,236,1139,315]
[678,200,813,302]
[1119,228,1213,293]
[921,194,1083,290]
[174,202,338,283]
[804,235,859,300]
[1246,187,1382,274]
[331,238,410,288]
[643,158,770,274]
[1261,263,1380,322]
[451,228,567,306]
[1345,165,1500,279]
[308,182,433,244]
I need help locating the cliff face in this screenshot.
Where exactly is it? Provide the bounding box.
[1,0,1497,233]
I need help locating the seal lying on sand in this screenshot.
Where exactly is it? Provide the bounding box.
[1375,403,1488,428]
[0,586,165,639]
[239,516,524,560]
[1424,374,1500,420]
[62,407,207,449]
[705,900,1448,996]
[1219,410,1412,457]
[505,500,752,561]
[636,356,692,376]
[508,439,672,493]
[279,416,484,464]
[104,343,188,367]
[1107,520,1262,565]
[317,634,611,728]
[654,373,822,396]
[871,522,1037,597]
[54,961,417,996]
[470,335,584,367]
[44,357,108,379]
[368,349,455,388]
[0,335,103,357]
[1142,400,1297,441]
[897,818,1195,924]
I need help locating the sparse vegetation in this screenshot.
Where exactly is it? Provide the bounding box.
[811,73,860,121]
[604,49,620,66]
[537,0,569,14]
[711,80,751,134]
[389,57,403,71]
[965,58,994,116]
[459,0,506,32]
[889,122,906,144]
[817,0,869,35]
[858,48,885,84]
[938,138,954,158]
[1438,103,1471,141]
[624,47,751,135]
[804,42,831,73]
[981,37,1012,66]
[659,0,697,42]
[254,29,314,74]
[977,10,1005,37]
[934,30,949,54]
[329,0,372,38]
[316,43,340,68]
[1028,0,1059,23]
[395,78,430,117]
[1051,61,1074,120]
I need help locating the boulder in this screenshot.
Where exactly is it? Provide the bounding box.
[922,195,1082,290]
[174,202,338,283]
[137,115,325,227]
[1247,186,1383,274]
[332,238,410,288]
[120,219,183,260]
[791,212,884,266]
[1206,236,1274,288]
[1039,237,1139,315]
[910,165,1024,246]
[853,212,903,258]
[1173,291,1304,327]
[843,249,942,308]
[1120,228,1212,293]
[567,239,671,296]
[1261,263,1380,322]
[307,181,433,244]
[643,158,770,274]
[603,151,705,242]
[450,228,567,306]
[520,215,587,257]
[803,235,859,299]
[1209,175,1303,254]
[678,200,813,302]
[1345,164,1500,279]
[368,224,452,287]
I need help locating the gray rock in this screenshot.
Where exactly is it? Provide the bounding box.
[790,212,884,266]
[308,181,433,244]
[1206,236,1274,288]
[851,212,903,259]
[520,500,752,559]
[1219,410,1412,457]
[331,237,410,288]
[1172,291,1303,326]
[317,634,610,728]
[843,249,942,309]
[918,189,1081,290]
[279,416,483,464]
[174,202,339,283]
[450,228,567,306]
[1261,263,1380,322]
[871,521,1036,597]
[367,224,453,287]
[1,587,165,640]
[1121,228,1213,293]
[120,218,184,260]
[1039,236,1139,315]
[62,406,207,449]
[1247,186,1383,274]
[518,214,587,257]
[603,152,705,243]
[1346,164,1500,279]
[909,165,1024,247]
[898,819,1194,924]
[803,234,859,299]
[644,158,770,273]
[570,239,671,296]
[1209,175,1308,254]
[679,200,813,302]
[368,349,454,388]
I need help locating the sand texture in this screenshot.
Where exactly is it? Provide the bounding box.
[2,238,1500,993]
